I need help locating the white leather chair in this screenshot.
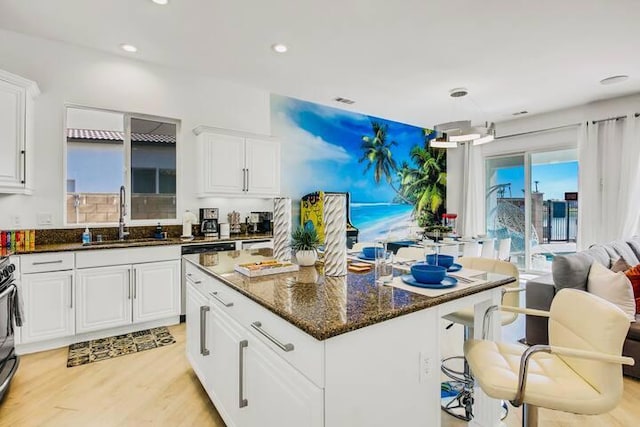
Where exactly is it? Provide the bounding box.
[395,246,425,261]
[480,239,496,258]
[462,242,481,257]
[439,243,460,259]
[441,257,521,420]
[497,237,512,261]
[465,288,634,426]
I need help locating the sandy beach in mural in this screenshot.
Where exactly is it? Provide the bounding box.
[352,203,418,242]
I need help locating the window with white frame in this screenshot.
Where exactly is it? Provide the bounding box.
[65,107,178,224]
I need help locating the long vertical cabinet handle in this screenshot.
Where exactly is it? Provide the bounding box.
[70,274,74,309]
[20,150,26,184]
[133,269,137,299]
[200,306,210,356]
[241,168,246,192]
[238,339,248,408]
[245,169,249,192]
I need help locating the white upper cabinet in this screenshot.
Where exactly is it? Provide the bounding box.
[194,126,280,197]
[245,137,280,196]
[0,69,39,194]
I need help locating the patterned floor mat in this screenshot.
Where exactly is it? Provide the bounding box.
[67,327,176,367]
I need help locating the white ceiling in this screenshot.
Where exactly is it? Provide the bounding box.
[1,0,639,128]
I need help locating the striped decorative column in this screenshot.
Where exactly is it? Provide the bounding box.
[273,197,292,261]
[323,193,347,276]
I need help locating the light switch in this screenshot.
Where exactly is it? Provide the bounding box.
[37,212,53,225]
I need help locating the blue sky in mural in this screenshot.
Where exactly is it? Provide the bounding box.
[271,94,437,241]
[271,95,427,203]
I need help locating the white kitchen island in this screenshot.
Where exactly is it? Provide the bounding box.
[184,251,512,427]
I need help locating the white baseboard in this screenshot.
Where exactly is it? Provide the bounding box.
[15,316,181,355]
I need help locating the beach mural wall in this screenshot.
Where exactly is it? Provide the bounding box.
[270,94,447,242]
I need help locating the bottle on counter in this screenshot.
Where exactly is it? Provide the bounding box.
[155,222,164,239]
[82,227,91,245]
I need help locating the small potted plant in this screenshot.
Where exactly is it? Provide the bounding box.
[291,226,320,266]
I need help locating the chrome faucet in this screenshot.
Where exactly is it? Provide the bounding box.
[118,185,129,240]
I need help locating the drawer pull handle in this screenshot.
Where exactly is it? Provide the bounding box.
[239,339,248,408]
[250,321,294,352]
[200,306,210,356]
[210,291,234,307]
[32,260,64,265]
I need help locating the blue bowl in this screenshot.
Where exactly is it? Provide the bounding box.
[426,254,455,268]
[362,246,384,258]
[410,264,447,284]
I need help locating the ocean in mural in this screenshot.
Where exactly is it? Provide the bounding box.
[271,94,446,242]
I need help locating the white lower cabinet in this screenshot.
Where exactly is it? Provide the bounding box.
[185,263,323,427]
[133,260,180,323]
[244,331,323,427]
[77,260,180,333]
[21,271,75,343]
[75,266,132,333]
[186,282,214,386]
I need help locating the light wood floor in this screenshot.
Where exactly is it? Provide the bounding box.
[1,323,639,426]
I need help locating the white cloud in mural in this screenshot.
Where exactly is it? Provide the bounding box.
[274,112,351,163]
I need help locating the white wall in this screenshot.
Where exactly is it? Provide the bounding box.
[0,29,273,229]
[446,92,640,217]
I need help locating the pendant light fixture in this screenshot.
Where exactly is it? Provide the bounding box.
[430,88,495,148]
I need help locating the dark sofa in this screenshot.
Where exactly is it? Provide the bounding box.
[526,237,640,379]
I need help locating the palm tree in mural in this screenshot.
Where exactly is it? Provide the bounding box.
[359,121,412,204]
[399,130,447,216]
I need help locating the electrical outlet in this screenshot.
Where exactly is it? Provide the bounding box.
[418,352,432,383]
[11,215,21,227]
[37,212,53,226]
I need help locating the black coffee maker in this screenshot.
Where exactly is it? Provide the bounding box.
[250,211,273,234]
[199,208,219,239]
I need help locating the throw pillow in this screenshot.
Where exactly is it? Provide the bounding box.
[625,264,640,313]
[611,257,632,273]
[587,262,636,321]
[552,253,594,291]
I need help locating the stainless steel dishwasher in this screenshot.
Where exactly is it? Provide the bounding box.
[180,242,236,319]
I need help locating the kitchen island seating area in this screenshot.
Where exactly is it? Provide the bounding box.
[441,257,522,421]
[465,288,634,427]
[184,249,515,427]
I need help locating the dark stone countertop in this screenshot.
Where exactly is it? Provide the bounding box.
[9,234,274,255]
[184,251,515,341]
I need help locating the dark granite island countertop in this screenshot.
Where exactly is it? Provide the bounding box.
[183,250,515,341]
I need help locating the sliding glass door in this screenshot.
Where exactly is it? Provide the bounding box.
[485,148,578,272]
[486,155,527,268]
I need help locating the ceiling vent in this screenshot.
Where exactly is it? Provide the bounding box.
[512,110,529,116]
[334,97,355,105]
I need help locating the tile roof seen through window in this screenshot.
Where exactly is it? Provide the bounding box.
[67,128,175,144]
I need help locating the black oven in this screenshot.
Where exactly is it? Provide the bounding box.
[0,256,19,403]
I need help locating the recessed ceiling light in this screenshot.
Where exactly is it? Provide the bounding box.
[600,75,629,85]
[271,43,288,54]
[449,88,469,98]
[334,97,355,105]
[152,0,169,4]
[120,43,138,53]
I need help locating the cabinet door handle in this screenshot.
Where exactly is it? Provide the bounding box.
[238,339,248,408]
[133,270,137,299]
[32,260,63,266]
[200,306,210,356]
[70,275,74,309]
[245,168,249,192]
[21,149,26,184]
[128,276,131,300]
[210,291,234,307]
[250,321,294,352]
